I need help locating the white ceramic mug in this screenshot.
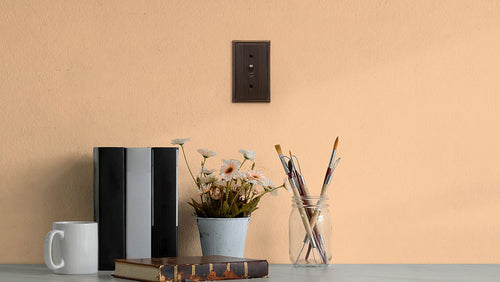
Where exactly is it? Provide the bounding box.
[44,221,98,274]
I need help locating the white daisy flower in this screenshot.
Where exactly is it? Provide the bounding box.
[202,185,211,194]
[220,159,241,180]
[197,148,216,158]
[234,172,246,181]
[239,188,246,196]
[198,185,211,196]
[201,167,216,175]
[260,178,275,190]
[231,183,246,195]
[238,149,256,161]
[245,170,265,184]
[260,179,278,196]
[215,179,227,187]
[171,138,191,145]
[211,187,222,200]
[199,176,217,184]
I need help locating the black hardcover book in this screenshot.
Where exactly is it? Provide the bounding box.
[94,147,126,270]
[151,147,178,258]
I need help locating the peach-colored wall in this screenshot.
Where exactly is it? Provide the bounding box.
[1,0,500,263]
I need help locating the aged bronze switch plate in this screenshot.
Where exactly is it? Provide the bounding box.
[232,41,270,102]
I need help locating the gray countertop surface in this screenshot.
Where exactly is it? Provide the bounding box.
[1,264,500,281]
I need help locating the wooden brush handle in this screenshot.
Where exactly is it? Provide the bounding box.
[290,180,317,248]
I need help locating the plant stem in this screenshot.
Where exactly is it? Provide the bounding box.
[246,182,254,201]
[180,145,198,188]
[200,158,207,178]
[260,184,285,197]
[239,159,247,169]
[224,159,246,206]
[224,179,231,207]
[228,185,245,214]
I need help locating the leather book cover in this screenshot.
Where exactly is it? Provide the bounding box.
[114,256,269,282]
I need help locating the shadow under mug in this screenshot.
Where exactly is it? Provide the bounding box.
[44,221,98,274]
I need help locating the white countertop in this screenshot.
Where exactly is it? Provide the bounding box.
[1,264,499,281]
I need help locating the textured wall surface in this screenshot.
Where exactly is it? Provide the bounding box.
[1,0,500,263]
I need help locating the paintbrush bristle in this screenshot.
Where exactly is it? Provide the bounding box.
[334,137,339,150]
[289,150,293,157]
[275,144,283,155]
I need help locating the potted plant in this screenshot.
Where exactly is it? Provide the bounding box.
[171,138,284,257]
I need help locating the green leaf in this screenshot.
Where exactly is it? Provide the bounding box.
[189,198,207,217]
[222,201,230,217]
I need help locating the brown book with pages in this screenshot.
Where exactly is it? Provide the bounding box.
[113,256,269,282]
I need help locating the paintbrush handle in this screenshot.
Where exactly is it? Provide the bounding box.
[288,152,328,263]
[305,182,329,233]
[320,180,329,197]
[321,168,331,187]
[289,178,318,248]
[296,172,327,263]
[308,208,321,230]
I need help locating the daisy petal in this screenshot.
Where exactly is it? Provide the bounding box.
[171,138,191,145]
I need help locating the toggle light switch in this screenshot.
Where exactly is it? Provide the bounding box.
[232,41,270,102]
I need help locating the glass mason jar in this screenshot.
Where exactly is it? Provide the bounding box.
[289,195,332,266]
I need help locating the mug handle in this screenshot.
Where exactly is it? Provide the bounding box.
[44,230,65,270]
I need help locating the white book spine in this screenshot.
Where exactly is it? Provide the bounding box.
[125,148,152,259]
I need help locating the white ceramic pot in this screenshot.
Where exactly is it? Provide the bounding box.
[196,217,250,257]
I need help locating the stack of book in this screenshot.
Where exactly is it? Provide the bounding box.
[94,147,178,270]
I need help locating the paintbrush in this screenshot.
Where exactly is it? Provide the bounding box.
[286,161,318,249]
[274,144,290,175]
[275,145,318,250]
[310,157,341,228]
[289,150,327,264]
[299,156,341,260]
[303,138,339,261]
[320,137,339,195]
[289,150,312,198]
[309,137,340,228]
[288,159,324,264]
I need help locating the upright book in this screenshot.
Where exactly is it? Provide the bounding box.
[151,147,178,258]
[94,147,126,270]
[113,256,269,282]
[126,148,152,259]
[94,147,178,270]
